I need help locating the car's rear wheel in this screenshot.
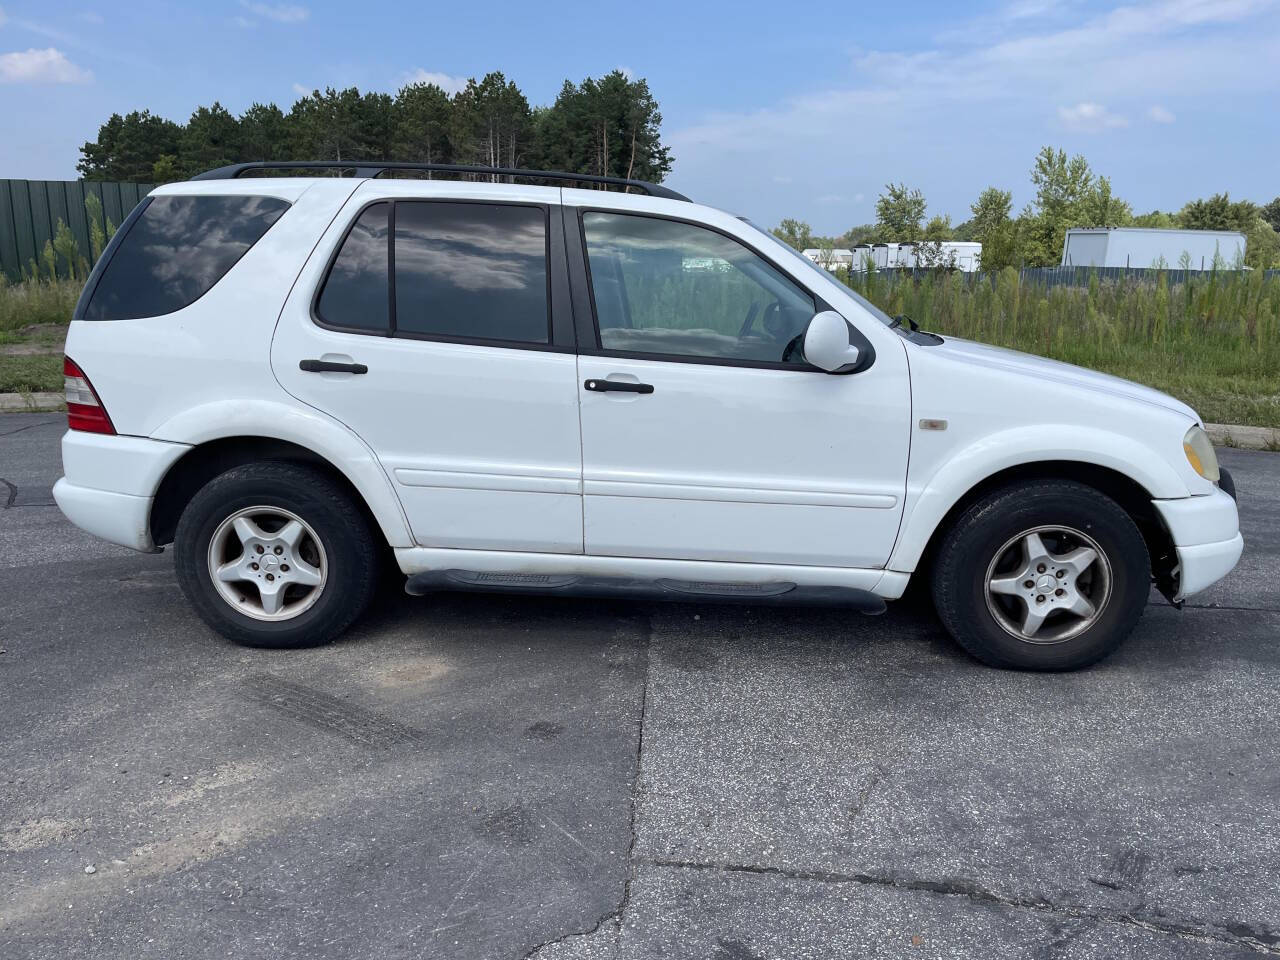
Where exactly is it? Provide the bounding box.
[175,462,378,648]
[931,480,1150,670]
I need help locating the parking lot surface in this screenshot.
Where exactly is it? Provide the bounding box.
[2,412,1278,959]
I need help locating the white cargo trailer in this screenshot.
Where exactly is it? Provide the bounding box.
[801,248,855,271]
[1061,228,1246,270]
[850,241,983,272]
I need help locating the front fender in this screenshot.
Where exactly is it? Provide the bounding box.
[887,424,1191,572]
[149,398,414,548]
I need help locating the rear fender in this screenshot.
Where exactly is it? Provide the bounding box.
[149,399,413,548]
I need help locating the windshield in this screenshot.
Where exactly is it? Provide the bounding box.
[744,219,897,327]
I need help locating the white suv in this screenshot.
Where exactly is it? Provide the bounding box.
[53,162,1242,670]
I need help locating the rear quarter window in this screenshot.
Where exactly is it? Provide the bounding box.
[80,194,290,321]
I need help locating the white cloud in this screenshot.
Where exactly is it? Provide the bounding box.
[617,65,634,79]
[239,1,309,23]
[1147,104,1177,123]
[233,15,255,28]
[0,47,91,83]
[1057,101,1129,132]
[1002,0,1059,20]
[665,0,1280,231]
[400,68,467,95]
[291,82,311,96]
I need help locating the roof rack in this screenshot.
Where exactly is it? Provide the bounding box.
[189,161,689,201]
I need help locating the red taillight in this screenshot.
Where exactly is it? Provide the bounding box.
[64,357,116,435]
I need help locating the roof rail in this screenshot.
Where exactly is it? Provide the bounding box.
[189,161,690,201]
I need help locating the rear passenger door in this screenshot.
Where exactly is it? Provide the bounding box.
[272,185,584,554]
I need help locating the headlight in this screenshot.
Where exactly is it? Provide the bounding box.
[1183,425,1220,483]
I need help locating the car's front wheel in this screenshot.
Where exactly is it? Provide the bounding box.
[174,462,379,648]
[931,480,1150,670]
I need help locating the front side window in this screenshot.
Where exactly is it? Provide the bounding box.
[394,201,549,343]
[582,212,816,364]
[83,194,290,321]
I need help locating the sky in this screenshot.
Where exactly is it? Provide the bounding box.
[1,0,1277,234]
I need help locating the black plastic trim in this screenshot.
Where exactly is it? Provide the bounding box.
[299,359,367,374]
[569,207,876,375]
[404,569,887,613]
[191,161,689,201]
[584,378,654,394]
[1219,467,1236,502]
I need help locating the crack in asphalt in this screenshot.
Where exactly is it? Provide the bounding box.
[519,605,1280,959]
[645,858,1280,955]
[1,477,16,509]
[523,616,653,960]
[0,417,62,438]
[1182,602,1280,614]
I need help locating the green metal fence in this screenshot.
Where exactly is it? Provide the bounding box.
[0,179,153,282]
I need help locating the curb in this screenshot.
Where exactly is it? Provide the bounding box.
[0,392,63,413]
[1204,423,1279,452]
[0,392,1276,450]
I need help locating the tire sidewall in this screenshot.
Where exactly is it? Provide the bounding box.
[175,464,374,647]
[939,484,1149,670]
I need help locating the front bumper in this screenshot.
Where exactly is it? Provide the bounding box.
[1152,472,1243,601]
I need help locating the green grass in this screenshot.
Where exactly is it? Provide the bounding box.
[0,353,63,393]
[0,276,81,334]
[0,277,76,394]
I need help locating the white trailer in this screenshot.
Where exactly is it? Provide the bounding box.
[1061,228,1246,270]
[801,248,855,271]
[851,241,983,272]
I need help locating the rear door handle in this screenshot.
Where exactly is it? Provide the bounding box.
[300,359,368,374]
[584,379,654,394]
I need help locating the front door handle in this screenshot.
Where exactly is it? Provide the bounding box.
[300,359,368,374]
[584,379,654,394]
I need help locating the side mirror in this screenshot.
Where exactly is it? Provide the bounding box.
[802,311,862,373]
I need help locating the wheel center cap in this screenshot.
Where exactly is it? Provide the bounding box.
[261,553,281,572]
[1036,573,1056,592]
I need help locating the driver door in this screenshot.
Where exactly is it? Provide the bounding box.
[572,208,910,568]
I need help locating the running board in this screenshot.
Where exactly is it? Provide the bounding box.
[404,569,887,614]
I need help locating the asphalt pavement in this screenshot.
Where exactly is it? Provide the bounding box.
[2,412,1278,959]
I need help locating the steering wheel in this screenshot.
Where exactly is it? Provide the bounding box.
[737,302,760,340]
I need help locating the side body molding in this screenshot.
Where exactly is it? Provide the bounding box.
[888,424,1192,573]
[149,398,415,548]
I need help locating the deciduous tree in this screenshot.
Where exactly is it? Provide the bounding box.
[874,183,927,240]
[968,187,1013,244]
[771,218,813,250]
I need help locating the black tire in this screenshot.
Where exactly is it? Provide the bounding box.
[931,480,1150,671]
[174,462,379,648]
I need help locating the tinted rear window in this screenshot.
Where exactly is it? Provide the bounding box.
[82,194,290,321]
[393,201,549,343]
[315,202,390,332]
